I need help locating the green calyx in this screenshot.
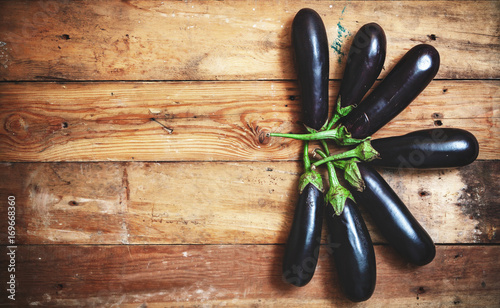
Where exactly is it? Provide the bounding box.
[299,141,323,194]
[299,169,324,194]
[315,147,353,216]
[325,96,355,131]
[357,140,380,161]
[342,159,365,191]
[326,184,355,216]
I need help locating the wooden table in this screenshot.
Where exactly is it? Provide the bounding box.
[0,1,498,306]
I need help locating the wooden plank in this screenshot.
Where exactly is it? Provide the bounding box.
[0,0,498,81]
[0,80,498,162]
[0,161,497,245]
[1,245,498,306]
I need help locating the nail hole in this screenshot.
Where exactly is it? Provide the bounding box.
[60,34,70,40]
[432,113,443,119]
[434,120,443,126]
[418,190,430,197]
[427,34,437,40]
[68,200,79,206]
[442,88,448,93]
[289,95,296,101]
[61,122,68,128]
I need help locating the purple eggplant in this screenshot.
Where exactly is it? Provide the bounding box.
[338,22,386,108]
[351,163,435,266]
[342,44,440,139]
[282,182,324,287]
[326,199,376,302]
[370,128,479,168]
[292,8,329,131]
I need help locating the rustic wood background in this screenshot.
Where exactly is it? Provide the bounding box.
[0,0,499,306]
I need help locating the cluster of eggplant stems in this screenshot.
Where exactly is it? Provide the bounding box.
[266,7,475,303]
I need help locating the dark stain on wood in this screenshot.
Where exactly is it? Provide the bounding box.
[183,53,209,80]
[121,164,130,208]
[458,161,500,242]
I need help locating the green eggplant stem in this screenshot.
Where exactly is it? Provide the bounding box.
[268,128,340,141]
[267,125,365,146]
[303,141,311,171]
[315,149,339,187]
[312,140,379,168]
[312,148,360,168]
[325,114,340,131]
[320,140,330,156]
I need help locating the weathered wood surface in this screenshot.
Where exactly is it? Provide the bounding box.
[0,0,498,306]
[0,0,498,81]
[1,245,498,307]
[1,80,498,162]
[0,160,497,245]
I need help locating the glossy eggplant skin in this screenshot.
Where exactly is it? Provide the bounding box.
[282,183,325,286]
[292,8,329,130]
[338,22,386,108]
[326,199,376,302]
[352,163,436,266]
[371,128,479,168]
[342,44,440,139]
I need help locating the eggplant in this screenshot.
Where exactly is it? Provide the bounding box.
[292,8,329,131]
[282,9,328,286]
[326,199,376,302]
[342,44,440,139]
[371,128,479,168]
[352,163,435,266]
[338,23,386,108]
[282,182,325,287]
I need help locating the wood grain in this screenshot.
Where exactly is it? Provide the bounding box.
[0,80,498,162]
[0,161,497,245]
[1,245,498,307]
[0,1,498,306]
[0,0,498,81]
